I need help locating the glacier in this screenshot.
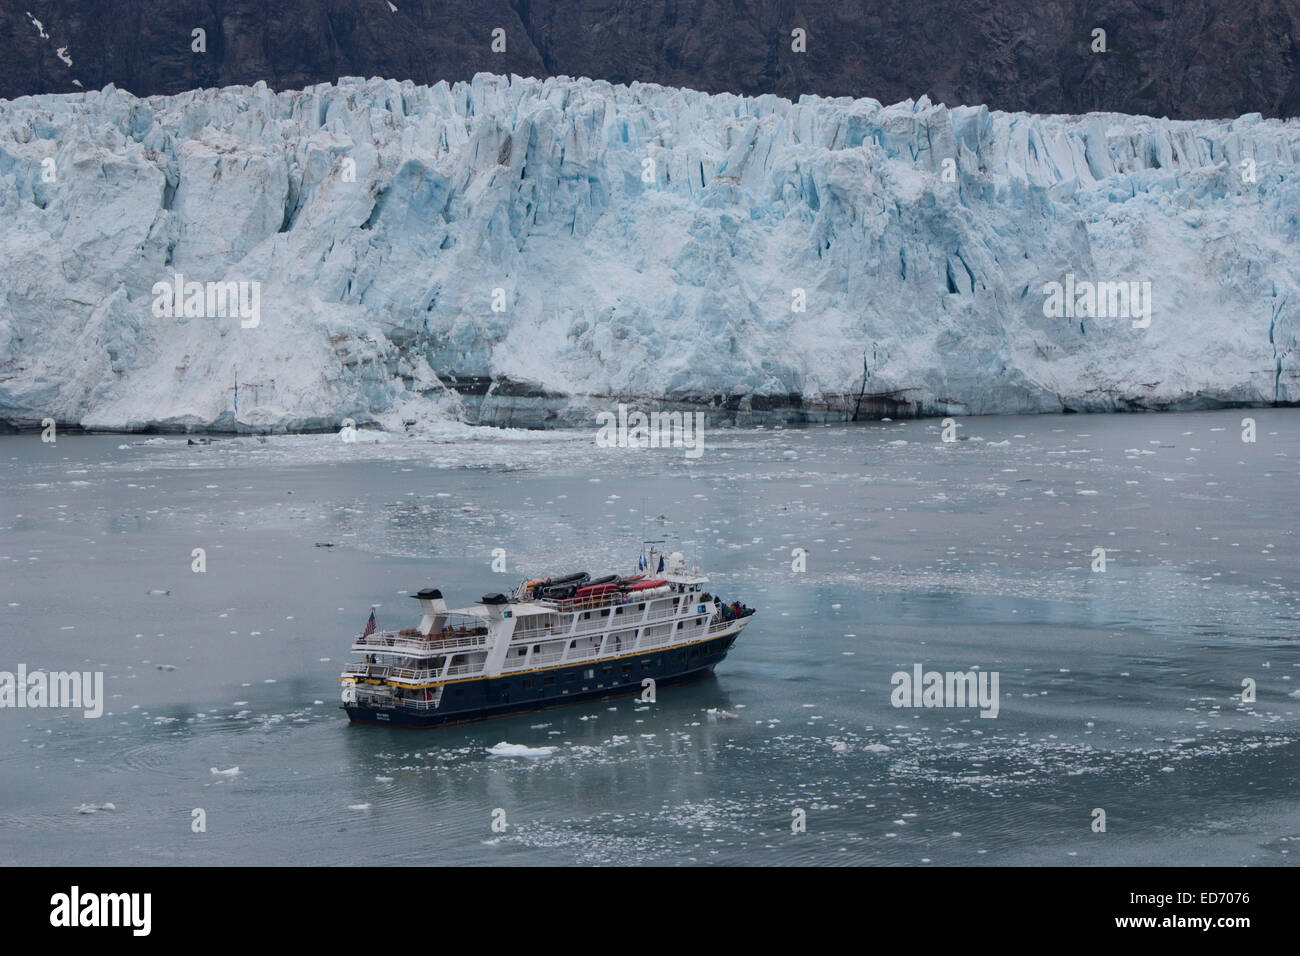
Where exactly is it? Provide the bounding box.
[0,72,1297,432]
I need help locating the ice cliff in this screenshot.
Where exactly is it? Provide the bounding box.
[0,73,1297,432]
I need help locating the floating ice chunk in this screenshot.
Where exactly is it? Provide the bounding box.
[487,742,556,757]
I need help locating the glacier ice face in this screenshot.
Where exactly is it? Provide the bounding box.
[0,73,1297,431]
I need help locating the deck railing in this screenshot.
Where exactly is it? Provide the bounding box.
[341,662,392,680]
[535,593,619,613]
[444,662,484,678]
[501,650,567,672]
[535,587,674,614]
[394,695,441,711]
[386,666,445,685]
[353,628,487,655]
[642,606,683,625]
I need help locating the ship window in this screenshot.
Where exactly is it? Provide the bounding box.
[676,621,683,629]
[600,609,610,617]
[615,607,623,615]
[601,666,612,676]
[543,675,555,685]
[582,612,590,620]
[584,669,595,679]
[517,648,527,656]
[533,645,540,652]
[570,641,577,648]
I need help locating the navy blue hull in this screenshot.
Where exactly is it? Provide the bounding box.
[344,631,740,728]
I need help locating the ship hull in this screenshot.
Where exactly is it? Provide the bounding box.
[343,630,740,729]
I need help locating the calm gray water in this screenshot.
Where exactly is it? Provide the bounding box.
[1,409,1297,865]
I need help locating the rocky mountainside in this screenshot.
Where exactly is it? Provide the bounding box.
[4,0,1299,120]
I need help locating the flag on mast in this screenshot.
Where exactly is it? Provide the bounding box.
[362,610,377,637]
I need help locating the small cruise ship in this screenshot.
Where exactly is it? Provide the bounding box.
[339,544,755,727]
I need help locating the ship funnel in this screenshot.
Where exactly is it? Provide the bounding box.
[480,593,510,620]
[413,588,447,635]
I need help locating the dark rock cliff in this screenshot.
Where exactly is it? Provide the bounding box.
[3,0,1297,118]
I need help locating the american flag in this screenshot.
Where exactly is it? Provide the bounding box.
[362,610,377,637]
